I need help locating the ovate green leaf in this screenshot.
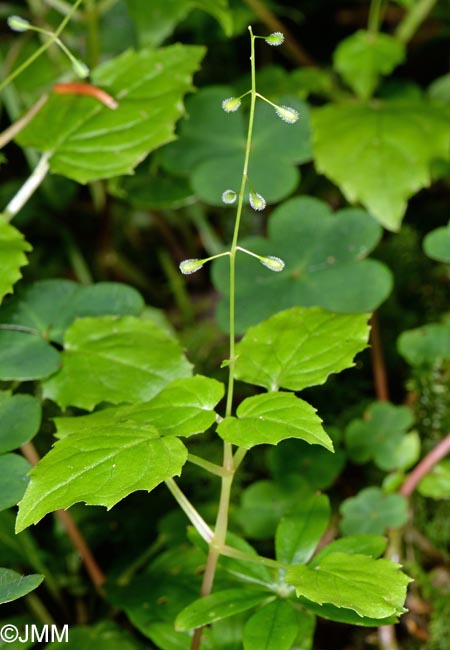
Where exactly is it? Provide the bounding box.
[0,568,43,604]
[418,459,450,499]
[16,45,205,183]
[398,322,450,366]
[243,600,299,650]
[16,425,187,531]
[43,316,192,410]
[0,221,31,304]
[234,307,370,392]
[310,535,387,566]
[275,493,331,565]
[0,329,60,381]
[333,30,405,99]
[45,621,147,650]
[217,392,332,450]
[175,589,269,631]
[54,376,224,440]
[286,552,411,618]
[312,101,450,230]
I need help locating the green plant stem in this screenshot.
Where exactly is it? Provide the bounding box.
[0,93,48,149]
[160,250,195,324]
[2,152,51,221]
[165,478,214,543]
[24,592,56,626]
[84,0,100,68]
[0,0,84,93]
[368,0,384,35]
[221,544,283,571]
[395,0,437,43]
[190,27,259,650]
[187,454,226,477]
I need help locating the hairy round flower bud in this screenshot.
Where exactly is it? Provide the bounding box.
[249,191,266,211]
[222,97,241,113]
[265,32,284,47]
[260,256,285,272]
[222,189,237,204]
[275,105,299,124]
[179,258,204,275]
[7,15,31,32]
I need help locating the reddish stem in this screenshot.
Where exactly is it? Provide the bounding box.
[20,441,106,591]
[400,433,450,498]
[370,312,390,401]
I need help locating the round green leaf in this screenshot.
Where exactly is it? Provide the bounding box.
[243,600,299,650]
[398,322,450,366]
[423,221,450,262]
[0,568,43,604]
[0,393,41,453]
[234,307,370,392]
[339,487,408,535]
[213,197,392,332]
[43,316,193,410]
[418,459,450,499]
[0,454,32,511]
[0,329,60,381]
[345,402,414,470]
[217,392,332,451]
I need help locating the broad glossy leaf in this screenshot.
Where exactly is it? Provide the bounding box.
[0,568,43,604]
[243,600,299,650]
[236,478,313,540]
[213,197,391,332]
[175,589,269,631]
[269,439,346,490]
[339,487,408,536]
[275,494,331,565]
[0,454,31,511]
[45,621,146,650]
[312,101,450,230]
[286,552,411,618]
[16,424,187,531]
[162,86,311,205]
[43,316,192,410]
[0,329,60,381]
[423,221,450,262]
[397,322,450,366]
[0,393,41,453]
[0,279,145,344]
[218,392,332,451]
[54,376,223,440]
[0,221,31,304]
[16,45,205,183]
[125,0,231,48]
[334,31,405,99]
[418,459,450,499]
[310,535,387,567]
[345,402,414,470]
[234,307,370,392]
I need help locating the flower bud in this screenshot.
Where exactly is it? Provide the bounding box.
[249,191,266,211]
[260,256,285,272]
[222,97,241,113]
[179,258,204,275]
[222,189,237,204]
[8,15,31,32]
[265,32,284,47]
[72,58,90,79]
[275,105,299,124]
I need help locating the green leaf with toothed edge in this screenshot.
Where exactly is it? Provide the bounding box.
[43,316,192,411]
[234,307,370,392]
[15,423,188,532]
[15,45,205,183]
[0,220,31,305]
[286,552,412,619]
[217,392,333,451]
